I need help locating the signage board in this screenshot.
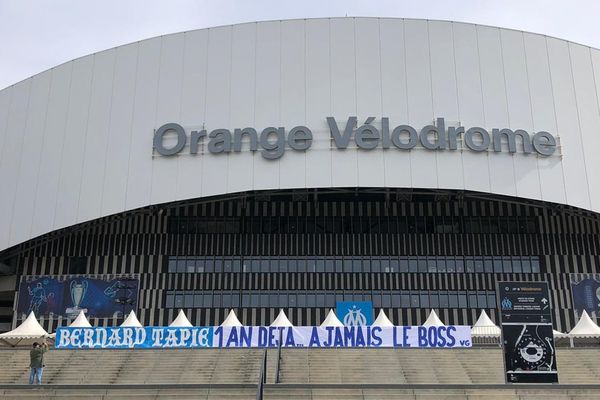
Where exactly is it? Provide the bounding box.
[153,117,558,160]
[498,281,558,383]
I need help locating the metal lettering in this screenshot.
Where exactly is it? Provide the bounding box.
[464,127,490,152]
[492,129,533,154]
[327,117,356,149]
[152,118,559,159]
[391,125,418,150]
[532,131,556,156]
[287,126,313,151]
[153,123,186,156]
[260,127,285,160]
[355,118,379,150]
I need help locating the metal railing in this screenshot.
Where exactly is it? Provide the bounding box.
[275,329,283,384]
[256,349,267,400]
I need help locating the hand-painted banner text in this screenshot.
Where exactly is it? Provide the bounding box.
[56,326,472,349]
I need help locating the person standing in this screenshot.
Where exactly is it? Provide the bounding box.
[29,341,48,385]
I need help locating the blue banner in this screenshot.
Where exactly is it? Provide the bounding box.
[56,325,472,349]
[571,274,600,317]
[336,301,374,326]
[17,275,139,319]
[17,277,64,317]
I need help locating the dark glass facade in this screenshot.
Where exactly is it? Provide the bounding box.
[2,188,599,332]
[166,255,540,274]
[165,289,498,310]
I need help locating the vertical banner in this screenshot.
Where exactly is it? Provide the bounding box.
[336,301,374,326]
[570,273,600,319]
[498,281,558,383]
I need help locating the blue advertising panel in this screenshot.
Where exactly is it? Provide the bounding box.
[571,274,600,318]
[64,277,138,318]
[16,277,64,317]
[336,301,374,326]
[17,275,139,319]
[56,325,472,349]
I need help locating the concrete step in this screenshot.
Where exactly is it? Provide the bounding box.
[0,347,598,386]
[0,349,264,385]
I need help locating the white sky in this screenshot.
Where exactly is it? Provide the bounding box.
[1,0,600,89]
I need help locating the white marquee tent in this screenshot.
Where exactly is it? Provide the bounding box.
[470,310,500,337]
[553,329,568,338]
[47,310,93,340]
[320,309,344,327]
[120,311,143,327]
[0,312,50,347]
[169,310,193,327]
[270,309,293,327]
[372,310,394,327]
[568,311,600,337]
[68,310,92,328]
[423,309,445,327]
[221,310,243,327]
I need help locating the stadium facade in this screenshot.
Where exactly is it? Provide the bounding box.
[0,17,599,333]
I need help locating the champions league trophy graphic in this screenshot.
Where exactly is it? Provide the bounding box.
[66,280,88,317]
[343,305,368,326]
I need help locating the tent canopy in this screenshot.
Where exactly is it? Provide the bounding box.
[553,329,567,338]
[423,309,445,327]
[69,310,92,328]
[169,310,192,327]
[0,312,50,347]
[569,311,600,337]
[270,309,293,327]
[372,310,394,327]
[221,310,243,327]
[471,310,500,337]
[48,310,92,339]
[320,309,344,327]
[120,311,142,327]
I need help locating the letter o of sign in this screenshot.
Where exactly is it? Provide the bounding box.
[154,123,187,156]
[464,127,490,152]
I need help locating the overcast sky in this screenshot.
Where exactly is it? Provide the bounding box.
[1,0,600,89]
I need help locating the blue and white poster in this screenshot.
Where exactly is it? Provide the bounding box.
[17,275,139,319]
[16,277,64,317]
[336,301,374,326]
[56,325,472,349]
[571,274,600,318]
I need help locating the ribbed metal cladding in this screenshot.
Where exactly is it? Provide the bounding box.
[3,189,599,332]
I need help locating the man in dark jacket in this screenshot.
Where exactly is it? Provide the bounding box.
[29,341,48,385]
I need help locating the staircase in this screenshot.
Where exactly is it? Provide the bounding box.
[277,348,502,384]
[1,347,599,399]
[0,348,264,385]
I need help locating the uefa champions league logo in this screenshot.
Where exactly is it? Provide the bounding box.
[343,305,368,326]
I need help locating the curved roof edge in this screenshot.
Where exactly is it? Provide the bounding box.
[1,187,599,260]
[2,16,599,91]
